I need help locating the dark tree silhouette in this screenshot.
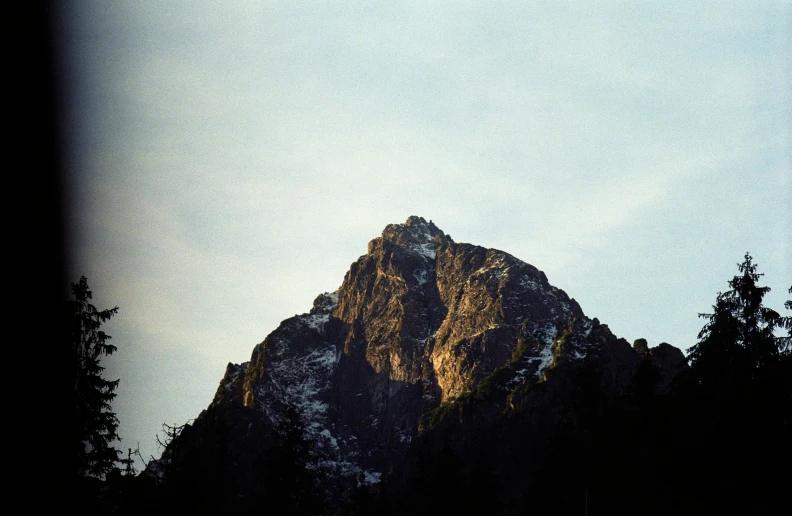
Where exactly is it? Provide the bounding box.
[679,254,791,514]
[687,253,788,385]
[151,421,187,480]
[69,276,121,479]
[119,446,140,477]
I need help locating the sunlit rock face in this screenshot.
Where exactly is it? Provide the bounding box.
[187,216,686,491]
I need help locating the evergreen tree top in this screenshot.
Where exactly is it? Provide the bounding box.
[689,253,790,379]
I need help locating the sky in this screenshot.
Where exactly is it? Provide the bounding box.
[54,1,790,469]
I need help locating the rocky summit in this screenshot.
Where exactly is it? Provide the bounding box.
[148,216,687,512]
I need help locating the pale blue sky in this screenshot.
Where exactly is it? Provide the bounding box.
[56,1,790,468]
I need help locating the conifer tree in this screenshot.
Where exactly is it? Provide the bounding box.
[681,254,791,512]
[69,276,121,479]
[687,253,787,383]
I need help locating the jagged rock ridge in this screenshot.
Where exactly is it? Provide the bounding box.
[200,216,685,492]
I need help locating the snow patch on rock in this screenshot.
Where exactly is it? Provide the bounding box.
[260,343,339,424]
[531,339,555,377]
[520,275,541,291]
[221,362,248,391]
[303,313,330,332]
[361,471,382,485]
[409,242,438,259]
[413,268,430,284]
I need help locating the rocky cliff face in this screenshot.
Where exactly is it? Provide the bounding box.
[195,216,685,494]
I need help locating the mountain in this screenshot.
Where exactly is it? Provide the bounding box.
[144,216,686,513]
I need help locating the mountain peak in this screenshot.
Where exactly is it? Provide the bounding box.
[378,216,454,259]
[149,217,688,513]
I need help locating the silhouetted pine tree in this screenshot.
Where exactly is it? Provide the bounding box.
[69,276,121,480]
[689,253,787,375]
[119,447,138,476]
[679,254,791,514]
